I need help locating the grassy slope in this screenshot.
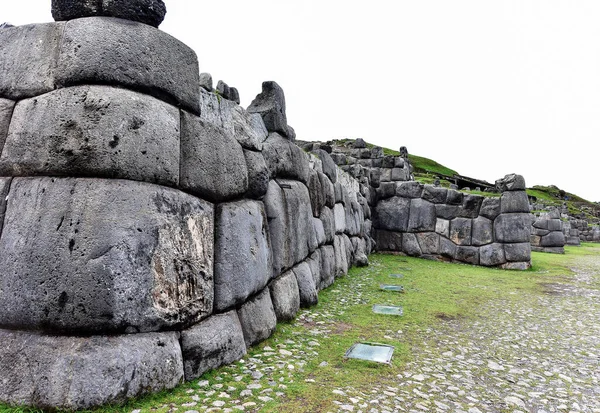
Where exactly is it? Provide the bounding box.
[5,245,598,413]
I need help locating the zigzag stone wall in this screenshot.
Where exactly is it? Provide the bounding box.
[0,4,371,410]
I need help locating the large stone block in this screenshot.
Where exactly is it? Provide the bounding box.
[472,216,493,246]
[416,232,440,255]
[548,219,563,232]
[51,0,167,27]
[237,289,277,348]
[504,243,531,262]
[319,245,336,290]
[402,233,422,256]
[181,311,246,381]
[305,250,322,290]
[479,197,501,220]
[541,231,566,248]
[270,271,300,322]
[0,23,64,100]
[248,81,295,140]
[496,174,526,191]
[264,180,317,276]
[293,262,318,308]
[0,329,183,410]
[244,150,269,199]
[408,199,436,232]
[308,169,325,217]
[313,149,338,183]
[374,196,410,232]
[500,191,530,213]
[180,111,249,202]
[333,235,349,277]
[374,230,403,251]
[318,171,335,208]
[56,17,200,114]
[232,105,267,151]
[0,178,11,234]
[198,88,234,134]
[440,237,458,259]
[494,213,531,243]
[0,86,180,186]
[456,246,479,265]
[313,217,326,246]
[334,203,347,234]
[459,194,484,218]
[479,243,506,267]
[422,185,448,204]
[435,204,459,220]
[396,181,423,198]
[319,206,336,243]
[446,189,463,205]
[435,218,450,238]
[214,201,271,312]
[449,217,472,246]
[0,98,14,152]
[0,178,214,334]
[262,133,310,183]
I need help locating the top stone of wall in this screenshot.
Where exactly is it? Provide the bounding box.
[52,0,167,28]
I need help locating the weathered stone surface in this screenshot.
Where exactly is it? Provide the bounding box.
[532,218,549,230]
[232,105,267,151]
[541,231,566,247]
[180,111,248,202]
[333,235,349,277]
[377,182,396,200]
[199,72,213,91]
[262,133,309,183]
[353,138,367,148]
[480,243,506,266]
[351,236,369,266]
[244,150,269,199]
[313,149,337,183]
[374,196,410,232]
[0,98,14,152]
[440,237,458,259]
[496,174,526,191]
[500,191,530,213]
[446,189,463,205]
[501,261,531,270]
[435,204,460,220]
[532,227,550,237]
[305,250,322,290]
[319,245,336,290]
[402,233,422,256]
[422,185,448,204]
[530,234,542,246]
[0,86,180,186]
[460,194,484,218]
[293,262,318,308]
[456,246,479,265]
[450,218,472,246]
[0,23,64,99]
[479,197,501,220]
[270,271,300,322]
[416,232,440,255]
[0,178,213,334]
[0,329,183,410]
[494,213,531,243]
[318,171,335,208]
[548,219,563,232]
[435,218,450,238]
[198,88,234,134]
[374,230,403,251]
[237,289,277,348]
[504,243,531,262]
[181,311,246,381]
[308,170,325,217]
[408,199,436,232]
[332,203,346,234]
[313,218,326,246]
[214,201,271,312]
[247,81,294,140]
[472,216,493,246]
[0,178,11,234]
[51,0,167,27]
[264,180,317,276]
[391,167,409,181]
[397,181,423,198]
[319,206,335,243]
[56,17,200,114]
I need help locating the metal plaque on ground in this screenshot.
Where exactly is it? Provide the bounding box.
[372,305,404,316]
[345,343,395,365]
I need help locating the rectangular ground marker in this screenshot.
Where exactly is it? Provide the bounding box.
[372,305,403,316]
[345,343,395,365]
[380,284,405,293]
[389,273,404,279]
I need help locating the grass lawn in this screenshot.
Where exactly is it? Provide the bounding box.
[2,244,598,413]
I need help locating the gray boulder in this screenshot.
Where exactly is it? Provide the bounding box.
[374,196,410,232]
[199,72,213,91]
[0,23,64,100]
[548,219,563,232]
[479,197,501,220]
[51,0,167,27]
[446,189,463,205]
[479,243,506,267]
[391,167,409,181]
[496,174,526,192]
[262,133,310,183]
[416,232,440,255]
[422,185,448,204]
[472,216,493,246]
[318,171,335,208]
[334,203,347,234]
[270,271,300,322]
[353,138,367,148]
[449,218,472,246]
[180,112,249,202]
[313,149,338,183]
[333,235,349,277]
[402,233,422,256]
[0,86,180,186]
[216,80,230,100]
[396,181,423,198]
[0,23,14,29]
[435,218,450,238]
[244,150,270,199]
[0,330,183,410]
[501,262,531,270]
[435,204,460,220]
[56,17,200,114]
[407,199,436,232]
[440,237,458,259]
[0,98,14,152]
[374,230,403,251]
[319,245,336,290]
[541,231,566,247]
[0,178,214,334]
[313,217,326,246]
[305,250,322,291]
[181,311,246,381]
[500,191,530,213]
[504,243,531,262]
[198,88,234,135]
[293,262,318,308]
[308,170,325,217]
[237,289,277,348]
[319,206,336,243]
[376,182,396,199]
[456,246,479,265]
[214,200,272,312]
[494,213,531,243]
[0,178,11,234]
[232,105,267,151]
[229,87,241,105]
[247,81,295,140]
[460,194,484,218]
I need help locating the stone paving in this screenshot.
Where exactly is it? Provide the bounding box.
[142,253,600,413]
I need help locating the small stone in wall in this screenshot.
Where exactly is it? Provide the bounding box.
[199,73,213,91]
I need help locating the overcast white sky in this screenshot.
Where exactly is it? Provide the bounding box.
[4,1,600,202]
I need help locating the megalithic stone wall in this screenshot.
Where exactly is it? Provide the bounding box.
[0,4,372,410]
[530,209,566,254]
